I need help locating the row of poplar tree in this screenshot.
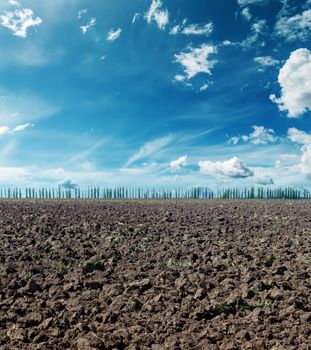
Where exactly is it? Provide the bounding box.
[0,186,310,199]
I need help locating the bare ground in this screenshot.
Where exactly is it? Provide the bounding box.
[0,200,310,349]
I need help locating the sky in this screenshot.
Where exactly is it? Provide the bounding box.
[0,0,310,189]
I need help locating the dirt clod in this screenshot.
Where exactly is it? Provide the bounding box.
[0,199,310,349]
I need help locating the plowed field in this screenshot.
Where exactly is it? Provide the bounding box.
[0,200,310,349]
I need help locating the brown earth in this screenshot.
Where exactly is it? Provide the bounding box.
[0,200,310,350]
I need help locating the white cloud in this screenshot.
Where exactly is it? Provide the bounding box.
[145,0,169,30]
[170,22,213,36]
[170,155,187,171]
[132,13,141,24]
[0,89,59,127]
[238,0,272,5]
[174,44,217,81]
[80,17,96,34]
[199,157,254,178]
[0,123,32,135]
[126,135,173,166]
[254,56,279,68]
[0,8,42,38]
[288,127,311,145]
[241,7,252,21]
[174,75,186,82]
[255,176,274,185]
[287,128,311,176]
[222,40,233,46]
[200,83,209,92]
[78,9,87,19]
[240,19,268,49]
[275,9,311,42]
[12,122,32,132]
[228,136,240,145]
[8,0,20,7]
[0,126,10,136]
[229,125,277,145]
[270,48,311,117]
[107,28,122,41]
[279,153,300,161]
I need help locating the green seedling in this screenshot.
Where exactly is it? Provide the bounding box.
[167,258,175,269]
[26,271,33,279]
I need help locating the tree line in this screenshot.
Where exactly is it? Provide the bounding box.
[0,186,310,200]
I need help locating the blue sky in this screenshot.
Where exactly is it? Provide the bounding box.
[0,0,310,189]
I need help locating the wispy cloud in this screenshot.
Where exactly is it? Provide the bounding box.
[0,89,60,127]
[145,0,169,30]
[238,0,273,6]
[8,0,20,7]
[254,56,279,70]
[80,17,96,34]
[0,126,10,136]
[0,8,42,38]
[12,122,32,132]
[0,123,32,136]
[132,13,141,24]
[126,135,173,167]
[275,9,311,42]
[170,22,213,36]
[78,8,87,19]
[107,28,122,41]
[174,44,217,82]
[240,19,268,49]
[241,7,252,21]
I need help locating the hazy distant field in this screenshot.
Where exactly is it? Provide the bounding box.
[0,200,310,349]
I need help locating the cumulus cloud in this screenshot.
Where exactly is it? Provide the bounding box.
[275,9,311,42]
[170,155,187,171]
[287,128,311,176]
[270,48,311,117]
[80,17,96,34]
[228,125,277,145]
[107,28,122,41]
[145,0,169,30]
[0,8,42,38]
[288,127,311,145]
[170,22,213,36]
[126,135,173,167]
[174,44,217,82]
[199,157,254,178]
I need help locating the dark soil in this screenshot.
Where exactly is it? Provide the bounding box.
[0,200,310,349]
